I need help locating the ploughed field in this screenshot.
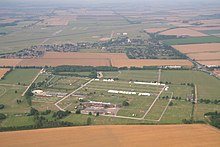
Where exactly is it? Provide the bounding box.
[0,52,193,67]
[0,124,220,147]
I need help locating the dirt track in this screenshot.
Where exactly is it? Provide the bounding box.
[0,124,219,147]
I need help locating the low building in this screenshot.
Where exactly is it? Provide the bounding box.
[32,90,68,98]
[138,93,151,96]
[32,90,43,95]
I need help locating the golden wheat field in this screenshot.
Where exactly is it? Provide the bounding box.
[0,125,220,147]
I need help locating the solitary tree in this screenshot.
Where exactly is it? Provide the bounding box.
[169,101,174,106]
[122,100,129,106]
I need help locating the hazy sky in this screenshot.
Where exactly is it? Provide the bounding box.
[0,0,220,8]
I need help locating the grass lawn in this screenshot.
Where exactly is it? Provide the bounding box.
[161,84,192,99]
[0,68,40,85]
[117,96,156,118]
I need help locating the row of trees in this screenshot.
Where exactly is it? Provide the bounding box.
[53,65,119,73]
[54,71,97,79]
[198,99,220,104]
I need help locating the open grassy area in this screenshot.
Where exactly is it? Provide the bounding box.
[42,76,90,93]
[160,100,192,124]
[194,103,220,122]
[145,99,169,120]
[160,84,192,99]
[0,68,40,85]
[117,96,156,118]
[62,114,151,125]
[1,116,34,127]
[103,70,158,82]
[161,70,220,100]
[0,85,30,115]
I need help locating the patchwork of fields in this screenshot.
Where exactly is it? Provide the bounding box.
[0,2,220,135]
[0,52,193,67]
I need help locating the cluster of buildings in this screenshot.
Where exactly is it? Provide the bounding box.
[80,101,119,115]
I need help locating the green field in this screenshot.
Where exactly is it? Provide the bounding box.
[103,70,158,82]
[42,76,89,93]
[160,100,192,123]
[62,114,152,125]
[0,69,40,85]
[201,30,220,35]
[145,99,169,120]
[161,70,220,100]
[1,116,34,127]
[0,85,29,114]
[194,104,220,122]
[163,36,220,45]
